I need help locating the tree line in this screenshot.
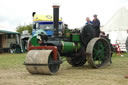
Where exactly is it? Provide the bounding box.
[16,24,32,34]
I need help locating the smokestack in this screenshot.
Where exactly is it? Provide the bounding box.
[53,5,60,37]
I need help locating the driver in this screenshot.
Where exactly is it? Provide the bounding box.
[92,14,100,37]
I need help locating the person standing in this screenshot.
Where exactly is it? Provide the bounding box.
[124,30,128,79]
[86,17,92,25]
[92,14,100,37]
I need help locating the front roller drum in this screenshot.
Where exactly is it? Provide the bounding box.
[24,50,60,75]
[86,38,111,68]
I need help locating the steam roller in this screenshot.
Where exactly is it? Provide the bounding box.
[24,5,112,75]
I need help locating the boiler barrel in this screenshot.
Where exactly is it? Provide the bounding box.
[61,41,81,53]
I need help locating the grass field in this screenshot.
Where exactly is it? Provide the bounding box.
[0,53,128,85]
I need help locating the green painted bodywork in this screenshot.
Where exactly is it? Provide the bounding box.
[30,36,40,46]
[72,34,80,42]
[64,29,71,38]
[30,29,46,46]
[61,41,75,53]
[61,41,82,53]
[30,29,82,53]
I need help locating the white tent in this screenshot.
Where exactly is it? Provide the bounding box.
[101,7,128,51]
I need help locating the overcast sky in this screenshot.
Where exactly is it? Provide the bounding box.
[0,0,128,31]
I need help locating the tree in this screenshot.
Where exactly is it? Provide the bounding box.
[16,24,32,34]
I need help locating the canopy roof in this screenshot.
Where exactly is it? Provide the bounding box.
[33,15,62,22]
[0,30,19,34]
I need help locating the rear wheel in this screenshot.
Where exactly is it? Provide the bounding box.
[86,38,111,68]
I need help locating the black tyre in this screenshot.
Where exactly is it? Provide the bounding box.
[66,56,86,66]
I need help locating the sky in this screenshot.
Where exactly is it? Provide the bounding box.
[0,0,128,31]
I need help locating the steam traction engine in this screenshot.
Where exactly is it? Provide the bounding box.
[24,5,112,75]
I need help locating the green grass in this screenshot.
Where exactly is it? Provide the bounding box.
[0,53,127,69]
[0,53,25,69]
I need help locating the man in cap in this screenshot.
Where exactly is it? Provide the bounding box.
[92,14,100,37]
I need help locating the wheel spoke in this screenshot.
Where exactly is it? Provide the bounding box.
[92,40,109,66]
